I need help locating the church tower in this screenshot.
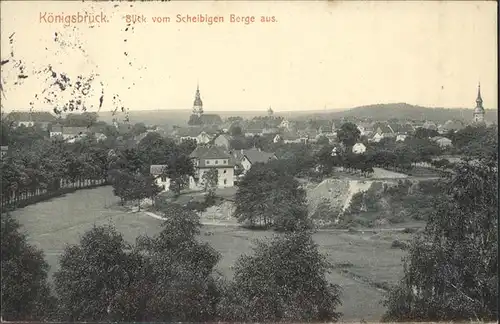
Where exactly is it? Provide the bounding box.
[473,83,485,123]
[192,83,204,117]
[267,106,274,117]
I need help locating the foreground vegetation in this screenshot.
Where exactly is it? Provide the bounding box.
[2,156,497,322]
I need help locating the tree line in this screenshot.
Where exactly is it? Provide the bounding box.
[1,135,110,209]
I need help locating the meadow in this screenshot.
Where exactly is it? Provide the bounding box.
[11,186,413,321]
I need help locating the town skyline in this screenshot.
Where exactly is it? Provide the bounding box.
[0,1,497,112]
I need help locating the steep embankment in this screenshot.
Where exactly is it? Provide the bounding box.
[341,180,375,212]
[306,179,375,224]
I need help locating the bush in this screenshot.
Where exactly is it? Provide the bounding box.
[391,239,409,250]
[402,227,417,234]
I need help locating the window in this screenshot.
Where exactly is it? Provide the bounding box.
[161,176,167,182]
[223,160,227,164]
[215,160,219,165]
[224,179,227,185]
[206,160,210,165]
[223,170,227,174]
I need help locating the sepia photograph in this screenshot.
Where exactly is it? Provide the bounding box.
[0,0,497,322]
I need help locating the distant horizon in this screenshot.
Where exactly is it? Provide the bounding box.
[2,101,498,115]
[1,1,497,113]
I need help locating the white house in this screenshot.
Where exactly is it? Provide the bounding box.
[189,146,235,188]
[432,136,453,148]
[371,132,384,143]
[352,142,367,154]
[95,133,108,142]
[196,131,213,144]
[279,119,290,129]
[50,124,64,138]
[150,164,170,192]
[239,148,278,173]
[0,146,8,159]
[396,134,408,142]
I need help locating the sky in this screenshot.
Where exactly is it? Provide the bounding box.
[0,1,497,113]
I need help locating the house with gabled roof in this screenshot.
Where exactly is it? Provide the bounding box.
[356,122,374,136]
[6,111,56,129]
[189,145,235,188]
[422,121,438,131]
[388,123,415,135]
[431,136,453,148]
[352,142,367,154]
[150,164,170,192]
[1,146,9,159]
[280,132,308,144]
[235,148,278,174]
[175,127,217,144]
[244,129,264,137]
[213,133,233,150]
[50,124,90,142]
[441,120,465,133]
[370,122,396,142]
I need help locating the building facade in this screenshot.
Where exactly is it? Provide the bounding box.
[190,146,235,188]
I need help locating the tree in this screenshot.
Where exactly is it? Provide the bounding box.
[108,170,161,209]
[131,122,147,136]
[234,163,311,231]
[383,159,498,322]
[337,122,361,148]
[127,174,162,210]
[178,138,197,155]
[229,136,249,150]
[113,205,222,322]
[316,135,330,146]
[201,169,218,206]
[217,231,342,322]
[137,132,175,168]
[228,124,243,137]
[1,212,56,321]
[201,169,218,193]
[54,224,139,321]
[414,127,439,139]
[164,152,195,196]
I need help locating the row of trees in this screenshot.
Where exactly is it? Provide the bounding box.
[1,135,111,208]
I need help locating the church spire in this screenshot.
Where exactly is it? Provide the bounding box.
[267,105,274,116]
[473,82,485,123]
[476,82,483,107]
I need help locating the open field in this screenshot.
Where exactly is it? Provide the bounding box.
[11,186,414,321]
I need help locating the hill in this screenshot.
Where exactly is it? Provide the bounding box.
[295,103,497,124]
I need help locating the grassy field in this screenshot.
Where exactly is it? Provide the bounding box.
[11,186,413,321]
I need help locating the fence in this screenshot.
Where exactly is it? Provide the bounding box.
[1,178,108,212]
